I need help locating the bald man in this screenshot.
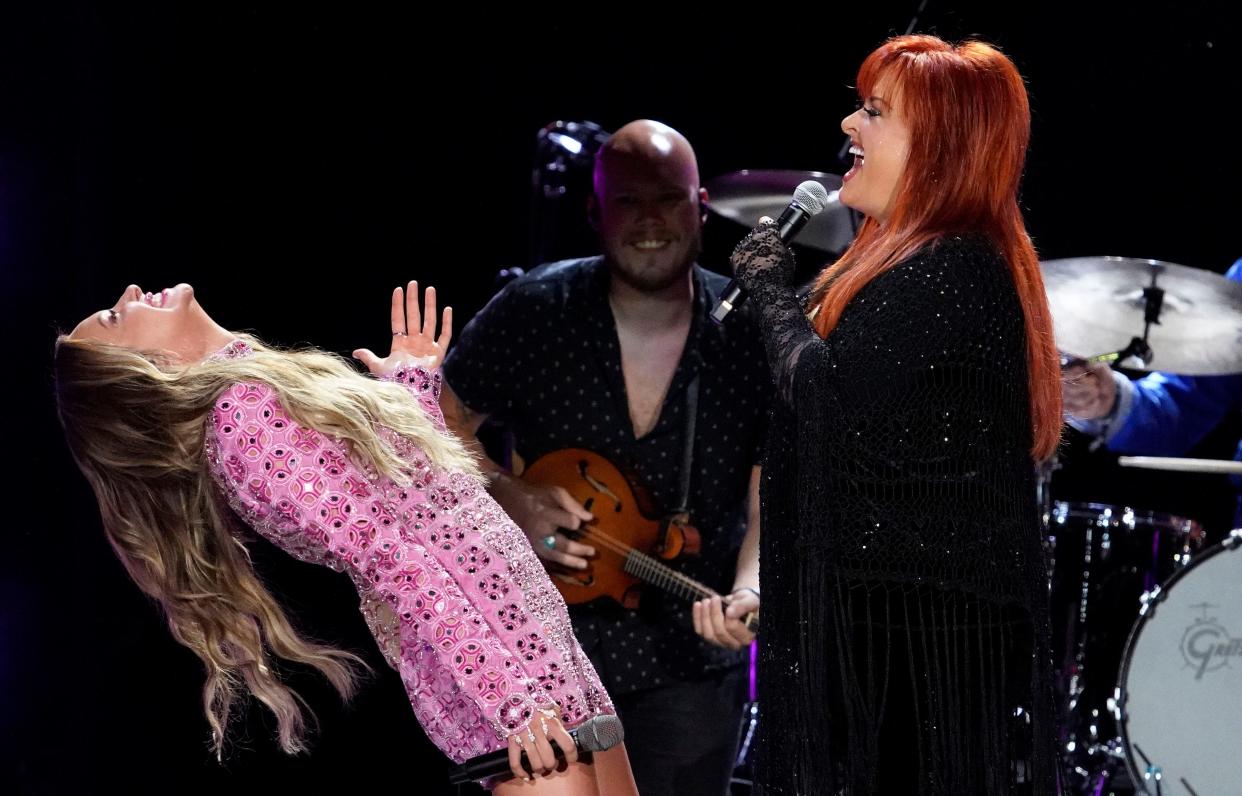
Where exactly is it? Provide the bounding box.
[440,121,772,795]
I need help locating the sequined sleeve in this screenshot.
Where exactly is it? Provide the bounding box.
[205,380,613,763]
[383,364,448,432]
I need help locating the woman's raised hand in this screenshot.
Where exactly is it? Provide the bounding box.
[353,281,453,376]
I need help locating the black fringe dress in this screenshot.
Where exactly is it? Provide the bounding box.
[737,231,1057,795]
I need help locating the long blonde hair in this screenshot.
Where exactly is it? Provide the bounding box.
[54,333,480,757]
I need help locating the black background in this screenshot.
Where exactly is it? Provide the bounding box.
[3,3,1238,793]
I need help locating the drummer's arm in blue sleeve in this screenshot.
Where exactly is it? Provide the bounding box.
[1073,258,1242,453]
[1105,371,1242,455]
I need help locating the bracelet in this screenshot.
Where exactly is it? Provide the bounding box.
[738,587,760,600]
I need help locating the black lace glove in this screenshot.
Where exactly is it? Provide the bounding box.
[730,220,797,292]
[728,220,818,404]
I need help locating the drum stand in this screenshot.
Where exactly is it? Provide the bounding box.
[1048,272,1173,793]
[1040,458,1133,795]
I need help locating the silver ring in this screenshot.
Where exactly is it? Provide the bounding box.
[541,534,557,551]
[392,330,406,337]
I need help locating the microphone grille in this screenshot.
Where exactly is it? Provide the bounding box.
[575,714,625,752]
[792,180,832,215]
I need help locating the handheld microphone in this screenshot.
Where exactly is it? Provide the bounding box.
[447,713,625,785]
[711,179,832,324]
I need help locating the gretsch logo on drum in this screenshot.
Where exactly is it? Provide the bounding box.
[1181,602,1242,679]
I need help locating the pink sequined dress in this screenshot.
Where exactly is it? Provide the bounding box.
[203,340,614,763]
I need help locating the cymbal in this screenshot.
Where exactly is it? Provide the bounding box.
[704,169,857,255]
[1042,256,1242,375]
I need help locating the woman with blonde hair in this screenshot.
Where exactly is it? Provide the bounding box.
[55,280,635,794]
[731,35,1061,794]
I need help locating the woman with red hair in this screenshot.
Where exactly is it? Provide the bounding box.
[731,35,1061,794]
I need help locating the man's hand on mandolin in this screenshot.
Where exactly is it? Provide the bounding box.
[692,588,759,650]
[491,475,597,570]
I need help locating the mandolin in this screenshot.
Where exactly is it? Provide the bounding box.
[521,448,758,632]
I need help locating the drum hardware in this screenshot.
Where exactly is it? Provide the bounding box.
[1036,455,1062,535]
[1137,760,1164,796]
[1047,501,1206,794]
[1044,457,1231,793]
[1118,456,1242,476]
[1111,529,1242,795]
[1043,256,1242,376]
[1044,253,1241,792]
[1061,335,1153,372]
[1139,584,1163,616]
[703,169,858,257]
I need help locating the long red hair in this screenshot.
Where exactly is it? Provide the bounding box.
[811,35,1061,460]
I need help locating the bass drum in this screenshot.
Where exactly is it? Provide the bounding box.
[1115,530,1242,795]
[1047,500,1203,788]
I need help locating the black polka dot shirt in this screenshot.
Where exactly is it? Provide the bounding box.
[443,256,772,694]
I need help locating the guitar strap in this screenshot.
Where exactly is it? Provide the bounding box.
[670,371,700,521]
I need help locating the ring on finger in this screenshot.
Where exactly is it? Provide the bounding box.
[541,534,557,551]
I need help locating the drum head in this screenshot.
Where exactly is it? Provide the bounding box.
[1118,533,1242,794]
